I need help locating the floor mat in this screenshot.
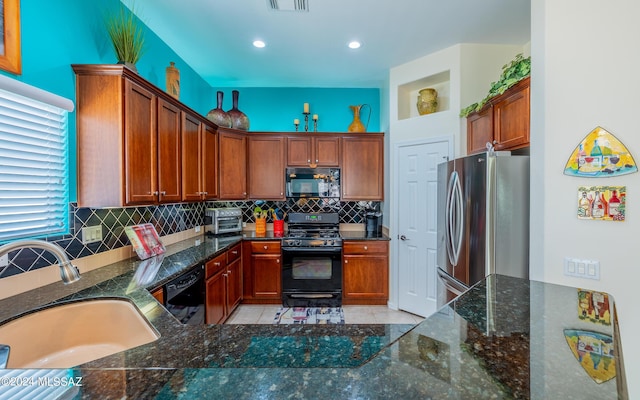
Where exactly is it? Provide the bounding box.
[273,307,345,324]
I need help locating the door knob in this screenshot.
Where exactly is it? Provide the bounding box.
[400,235,408,241]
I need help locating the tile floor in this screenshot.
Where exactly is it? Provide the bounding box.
[225,305,425,325]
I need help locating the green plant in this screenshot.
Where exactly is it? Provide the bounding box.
[105,4,145,65]
[460,54,531,118]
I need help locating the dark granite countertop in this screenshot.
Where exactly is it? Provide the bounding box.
[0,236,627,399]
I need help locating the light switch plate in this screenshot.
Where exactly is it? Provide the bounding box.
[564,257,600,280]
[81,225,103,244]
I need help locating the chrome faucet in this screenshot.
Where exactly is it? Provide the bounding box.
[0,345,9,368]
[0,239,80,284]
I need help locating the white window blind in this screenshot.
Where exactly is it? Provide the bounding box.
[0,77,73,242]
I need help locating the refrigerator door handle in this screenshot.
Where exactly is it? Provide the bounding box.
[437,268,468,296]
[452,172,464,266]
[445,171,457,265]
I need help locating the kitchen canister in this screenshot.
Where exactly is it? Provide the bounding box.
[255,217,266,235]
[417,88,438,115]
[273,220,284,236]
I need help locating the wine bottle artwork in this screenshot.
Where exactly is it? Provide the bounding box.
[564,126,637,177]
[577,186,626,222]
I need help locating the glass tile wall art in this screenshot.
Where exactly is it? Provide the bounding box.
[564,126,637,177]
[577,186,625,221]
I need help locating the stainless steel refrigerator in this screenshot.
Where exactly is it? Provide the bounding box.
[436,151,530,307]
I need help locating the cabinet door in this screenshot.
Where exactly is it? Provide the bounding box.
[205,269,227,324]
[219,130,247,199]
[248,136,285,199]
[181,112,203,201]
[202,124,218,200]
[156,98,182,203]
[124,80,157,205]
[343,254,389,301]
[226,257,243,313]
[341,136,384,200]
[315,137,340,166]
[287,137,312,166]
[466,106,494,154]
[494,83,530,151]
[252,254,281,299]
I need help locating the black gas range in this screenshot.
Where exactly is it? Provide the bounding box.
[281,212,343,307]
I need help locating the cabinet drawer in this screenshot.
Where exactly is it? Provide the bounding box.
[227,243,242,264]
[343,241,388,254]
[250,241,281,254]
[206,253,227,279]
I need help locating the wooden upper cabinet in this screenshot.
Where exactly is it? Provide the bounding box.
[467,77,530,154]
[124,80,158,205]
[467,106,494,155]
[248,136,285,200]
[341,134,384,200]
[494,81,530,151]
[181,112,203,202]
[156,98,182,203]
[218,129,247,199]
[74,65,188,207]
[202,124,218,200]
[286,135,340,167]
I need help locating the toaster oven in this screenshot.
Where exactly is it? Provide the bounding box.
[205,208,243,235]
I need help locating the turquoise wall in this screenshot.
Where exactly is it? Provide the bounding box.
[4,0,380,202]
[212,87,380,132]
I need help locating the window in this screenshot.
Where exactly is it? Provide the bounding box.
[0,75,73,242]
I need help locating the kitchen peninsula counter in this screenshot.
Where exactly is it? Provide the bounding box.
[0,236,627,399]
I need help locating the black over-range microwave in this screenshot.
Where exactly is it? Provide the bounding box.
[285,168,340,198]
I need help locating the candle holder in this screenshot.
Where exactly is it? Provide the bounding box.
[303,112,310,132]
[294,122,299,131]
[313,118,318,132]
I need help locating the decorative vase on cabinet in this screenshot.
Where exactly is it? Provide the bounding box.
[348,104,369,132]
[207,91,232,128]
[165,61,180,100]
[226,90,250,130]
[417,88,438,115]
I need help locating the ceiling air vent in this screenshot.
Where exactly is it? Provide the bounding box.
[268,0,309,12]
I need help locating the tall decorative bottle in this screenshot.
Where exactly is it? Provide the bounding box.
[165,62,180,100]
[226,90,250,130]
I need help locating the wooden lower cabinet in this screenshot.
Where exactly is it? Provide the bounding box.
[242,241,282,304]
[205,243,243,324]
[342,240,389,305]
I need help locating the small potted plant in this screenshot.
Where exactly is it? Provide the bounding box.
[105,4,145,72]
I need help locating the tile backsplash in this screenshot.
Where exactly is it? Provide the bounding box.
[0,200,380,279]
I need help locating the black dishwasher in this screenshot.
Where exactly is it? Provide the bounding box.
[164,264,205,325]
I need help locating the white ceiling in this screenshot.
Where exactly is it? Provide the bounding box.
[122,0,531,88]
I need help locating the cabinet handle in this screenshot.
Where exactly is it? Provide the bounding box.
[316,159,319,163]
[153,191,159,195]
[307,159,311,163]
[160,191,166,196]
[214,262,221,266]
[223,273,228,277]
[232,250,238,255]
[344,260,348,264]
[263,245,268,250]
[364,246,368,251]
[492,140,498,145]
[276,259,280,264]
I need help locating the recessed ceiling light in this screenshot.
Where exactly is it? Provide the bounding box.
[253,40,266,48]
[348,41,361,49]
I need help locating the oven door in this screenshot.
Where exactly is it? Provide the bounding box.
[281,247,342,307]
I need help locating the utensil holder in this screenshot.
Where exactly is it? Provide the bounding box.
[273,220,284,236]
[255,218,266,234]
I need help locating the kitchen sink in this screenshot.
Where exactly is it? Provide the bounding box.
[0,298,160,368]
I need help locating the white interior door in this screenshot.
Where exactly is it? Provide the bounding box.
[397,139,450,317]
